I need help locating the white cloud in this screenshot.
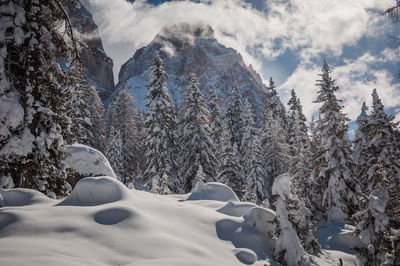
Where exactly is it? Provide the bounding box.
[87,0,399,121]
[88,0,392,78]
[278,64,320,120]
[279,48,400,121]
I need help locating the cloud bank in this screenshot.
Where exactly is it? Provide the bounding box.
[87,0,399,121]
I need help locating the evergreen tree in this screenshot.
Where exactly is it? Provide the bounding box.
[353,90,400,264]
[313,60,357,222]
[261,110,291,195]
[289,111,315,214]
[64,62,106,152]
[365,89,400,185]
[0,0,78,197]
[240,100,255,168]
[265,77,288,130]
[271,174,307,266]
[105,126,124,180]
[108,89,141,184]
[353,162,398,265]
[132,109,146,180]
[218,123,244,198]
[288,175,321,254]
[207,86,223,153]
[224,86,243,147]
[353,102,370,194]
[85,83,106,152]
[287,89,309,157]
[287,90,312,204]
[241,100,266,204]
[179,74,217,192]
[65,63,93,145]
[143,51,179,193]
[307,115,325,219]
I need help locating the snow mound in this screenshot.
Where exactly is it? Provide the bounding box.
[0,212,18,231]
[187,181,239,202]
[60,176,130,205]
[0,180,354,265]
[272,173,290,196]
[369,189,389,215]
[234,248,257,265]
[0,188,53,207]
[65,144,116,179]
[218,201,257,217]
[243,207,276,235]
[317,221,362,253]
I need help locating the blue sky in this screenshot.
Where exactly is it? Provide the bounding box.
[88,0,400,122]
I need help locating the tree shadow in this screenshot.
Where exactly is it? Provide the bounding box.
[215,219,275,261]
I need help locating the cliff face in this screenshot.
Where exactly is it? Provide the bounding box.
[116,22,268,119]
[63,0,115,101]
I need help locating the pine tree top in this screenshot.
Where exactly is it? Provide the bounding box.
[370,89,398,128]
[147,50,169,99]
[356,101,369,126]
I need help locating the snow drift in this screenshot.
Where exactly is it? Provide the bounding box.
[0,175,356,265]
[65,144,117,188]
[0,177,276,265]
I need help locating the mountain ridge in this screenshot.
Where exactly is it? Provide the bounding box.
[63,0,115,101]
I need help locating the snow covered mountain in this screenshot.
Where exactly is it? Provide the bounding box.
[116,22,268,119]
[63,0,115,101]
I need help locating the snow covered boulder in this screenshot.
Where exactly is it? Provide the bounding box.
[243,207,277,236]
[65,144,117,188]
[0,188,53,207]
[187,181,239,202]
[60,176,131,206]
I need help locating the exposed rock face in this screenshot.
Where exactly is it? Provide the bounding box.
[116,22,268,120]
[63,0,115,101]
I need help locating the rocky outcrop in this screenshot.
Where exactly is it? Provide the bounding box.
[63,0,115,101]
[116,22,268,120]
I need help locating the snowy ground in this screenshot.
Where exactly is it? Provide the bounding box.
[0,176,357,265]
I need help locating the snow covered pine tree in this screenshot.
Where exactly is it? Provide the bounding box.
[65,62,106,152]
[143,51,180,193]
[224,86,244,148]
[354,89,400,265]
[207,86,223,158]
[108,89,143,185]
[241,100,266,204]
[313,60,358,222]
[352,102,370,195]
[0,0,80,197]
[218,122,244,198]
[179,74,217,192]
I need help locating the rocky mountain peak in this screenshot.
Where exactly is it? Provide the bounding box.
[63,0,115,101]
[116,22,268,120]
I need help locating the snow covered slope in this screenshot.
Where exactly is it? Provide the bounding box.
[0,176,355,265]
[116,22,268,120]
[0,177,275,265]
